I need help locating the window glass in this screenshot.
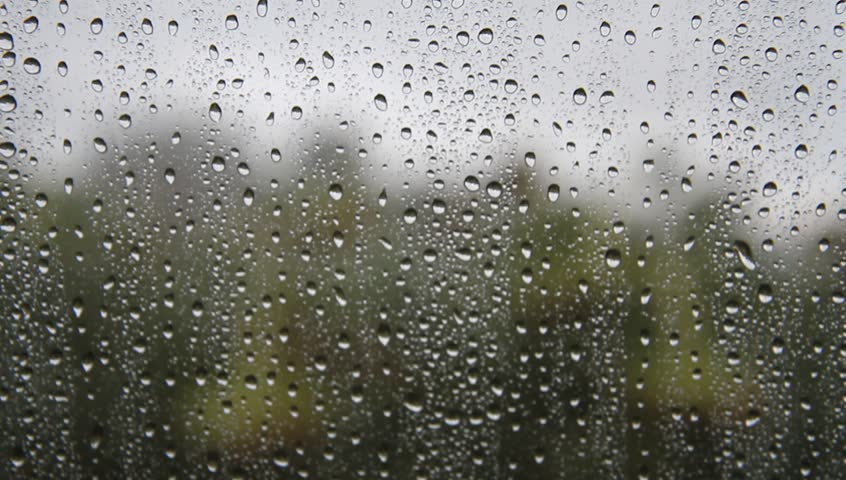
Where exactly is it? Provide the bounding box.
[1,1,844,478]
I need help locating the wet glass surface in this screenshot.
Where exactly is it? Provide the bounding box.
[1,1,845,478]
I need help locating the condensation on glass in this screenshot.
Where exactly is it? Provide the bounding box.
[1,1,844,478]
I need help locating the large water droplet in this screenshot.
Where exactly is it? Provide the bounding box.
[605,249,622,268]
[90,18,104,35]
[93,137,107,153]
[794,85,810,103]
[734,240,757,271]
[478,28,494,44]
[762,181,778,197]
[0,32,13,50]
[243,188,255,206]
[547,184,560,202]
[164,168,175,184]
[23,57,41,74]
[225,14,239,30]
[757,285,773,304]
[1,216,17,233]
[328,183,344,200]
[486,181,502,198]
[730,90,749,109]
[0,142,16,158]
[464,175,480,192]
[211,156,226,172]
[0,94,17,112]
[374,94,388,111]
[573,87,587,105]
[765,47,778,61]
[23,16,39,34]
[322,51,335,68]
[209,103,222,122]
[257,0,268,17]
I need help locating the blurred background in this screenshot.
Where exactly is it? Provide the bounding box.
[1,1,844,478]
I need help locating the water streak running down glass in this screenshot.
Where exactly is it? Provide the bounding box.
[1,1,845,478]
